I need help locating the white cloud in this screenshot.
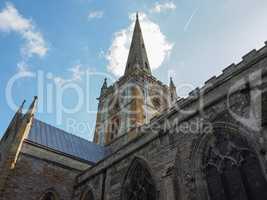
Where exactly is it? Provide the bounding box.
[0,2,47,58]
[106,12,173,76]
[17,62,35,77]
[88,10,104,20]
[68,64,85,81]
[54,64,86,86]
[150,1,176,13]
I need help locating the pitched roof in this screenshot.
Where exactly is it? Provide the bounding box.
[26,119,109,164]
[124,13,151,75]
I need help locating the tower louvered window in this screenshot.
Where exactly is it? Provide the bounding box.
[205,133,267,200]
[122,159,156,200]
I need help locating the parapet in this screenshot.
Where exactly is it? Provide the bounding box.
[201,41,267,94]
[173,41,267,109]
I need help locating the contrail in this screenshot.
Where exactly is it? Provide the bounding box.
[184,8,199,32]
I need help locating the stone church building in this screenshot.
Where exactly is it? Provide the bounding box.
[1,14,267,200]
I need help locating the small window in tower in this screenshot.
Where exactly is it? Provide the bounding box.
[142,44,145,48]
[110,117,120,141]
[152,97,161,109]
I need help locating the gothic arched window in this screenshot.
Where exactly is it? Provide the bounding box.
[81,190,94,200]
[122,158,157,200]
[205,133,267,200]
[40,191,57,200]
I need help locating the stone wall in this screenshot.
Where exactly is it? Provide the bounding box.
[73,42,267,200]
[1,152,80,200]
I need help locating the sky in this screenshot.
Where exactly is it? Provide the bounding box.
[1,0,267,141]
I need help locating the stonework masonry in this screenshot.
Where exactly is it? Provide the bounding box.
[1,153,78,200]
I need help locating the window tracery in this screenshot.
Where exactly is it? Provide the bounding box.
[122,158,156,200]
[205,133,267,200]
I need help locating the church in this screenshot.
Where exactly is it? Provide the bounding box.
[1,13,267,200]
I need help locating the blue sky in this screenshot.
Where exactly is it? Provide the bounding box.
[1,0,267,140]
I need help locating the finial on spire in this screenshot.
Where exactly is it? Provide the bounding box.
[16,99,26,116]
[136,12,139,20]
[26,96,38,116]
[100,78,108,95]
[103,78,107,87]
[19,100,26,112]
[170,77,175,87]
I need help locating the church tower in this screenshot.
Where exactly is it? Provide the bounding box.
[93,14,178,145]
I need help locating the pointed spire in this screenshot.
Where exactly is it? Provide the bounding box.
[124,12,151,76]
[13,99,26,120]
[169,77,178,102]
[100,78,108,95]
[170,77,175,88]
[15,100,26,115]
[103,78,107,88]
[25,96,38,120]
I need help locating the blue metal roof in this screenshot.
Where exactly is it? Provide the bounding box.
[26,119,109,164]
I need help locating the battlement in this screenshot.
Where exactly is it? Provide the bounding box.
[158,40,267,115]
[193,41,267,100]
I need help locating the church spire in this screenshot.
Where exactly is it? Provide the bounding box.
[124,13,151,76]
